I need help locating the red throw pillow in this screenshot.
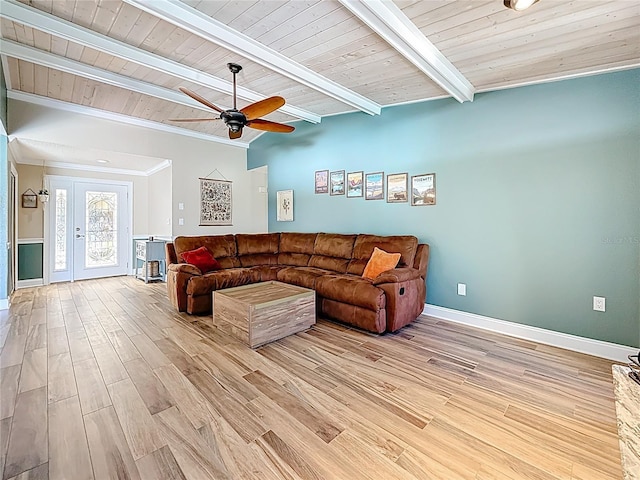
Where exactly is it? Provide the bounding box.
[181,246,221,273]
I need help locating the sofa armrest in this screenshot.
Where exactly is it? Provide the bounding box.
[167,263,202,276]
[372,267,421,285]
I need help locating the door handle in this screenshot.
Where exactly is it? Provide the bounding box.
[75,234,85,239]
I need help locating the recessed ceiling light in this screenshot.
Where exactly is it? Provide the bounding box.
[504,0,539,11]
[96,159,109,164]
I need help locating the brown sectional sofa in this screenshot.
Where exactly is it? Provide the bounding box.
[165,232,429,333]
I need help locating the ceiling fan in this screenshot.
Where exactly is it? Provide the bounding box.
[169,63,295,140]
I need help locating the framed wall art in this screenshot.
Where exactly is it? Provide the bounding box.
[330,170,345,195]
[386,173,408,203]
[315,170,328,194]
[411,173,436,206]
[199,178,233,225]
[347,171,363,198]
[277,190,294,221]
[365,172,384,200]
[22,189,37,208]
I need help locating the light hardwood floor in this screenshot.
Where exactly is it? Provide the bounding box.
[0,277,623,479]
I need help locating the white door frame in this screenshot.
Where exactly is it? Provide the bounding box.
[43,175,133,284]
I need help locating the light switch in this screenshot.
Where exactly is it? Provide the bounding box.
[178,218,184,226]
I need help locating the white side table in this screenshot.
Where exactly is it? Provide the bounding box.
[135,239,167,283]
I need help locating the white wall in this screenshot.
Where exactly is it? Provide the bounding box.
[148,165,172,237]
[9,100,268,237]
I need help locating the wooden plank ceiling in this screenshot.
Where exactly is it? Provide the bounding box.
[2,0,639,148]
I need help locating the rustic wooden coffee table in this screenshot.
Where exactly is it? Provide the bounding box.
[212,281,316,348]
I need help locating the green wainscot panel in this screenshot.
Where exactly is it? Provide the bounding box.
[18,243,43,280]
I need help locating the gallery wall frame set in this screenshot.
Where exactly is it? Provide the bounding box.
[316,170,436,205]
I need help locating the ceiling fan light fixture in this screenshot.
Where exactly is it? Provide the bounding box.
[504,0,539,11]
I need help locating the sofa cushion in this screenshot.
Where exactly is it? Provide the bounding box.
[347,235,418,276]
[315,274,386,311]
[249,265,286,282]
[174,235,240,268]
[186,268,258,296]
[279,232,317,254]
[236,233,280,255]
[181,246,221,273]
[239,254,279,267]
[314,233,357,258]
[276,266,329,290]
[278,252,311,267]
[362,247,401,280]
[308,255,349,273]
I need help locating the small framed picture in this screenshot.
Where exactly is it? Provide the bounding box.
[365,172,384,200]
[330,170,345,196]
[347,171,363,198]
[315,170,328,194]
[386,173,408,203]
[276,190,293,221]
[22,190,37,208]
[411,173,436,206]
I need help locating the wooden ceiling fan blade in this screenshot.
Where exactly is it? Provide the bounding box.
[247,119,295,133]
[168,118,220,122]
[240,96,285,120]
[178,87,224,113]
[229,129,243,139]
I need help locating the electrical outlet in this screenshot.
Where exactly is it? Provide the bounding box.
[593,296,606,312]
[178,203,184,210]
[457,283,466,296]
[178,218,184,226]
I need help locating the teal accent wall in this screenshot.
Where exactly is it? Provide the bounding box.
[248,69,640,348]
[18,243,43,281]
[0,59,8,303]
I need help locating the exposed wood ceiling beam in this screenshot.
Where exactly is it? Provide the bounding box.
[0,0,320,124]
[1,40,229,115]
[8,90,250,149]
[338,0,475,103]
[124,0,382,116]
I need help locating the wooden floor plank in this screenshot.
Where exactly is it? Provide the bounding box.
[124,357,175,415]
[48,396,93,480]
[73,358,111,415]
[3,387,47,479]
[47,353,77,404]
[84,406,141,480]
[107,378,166,460]
[0,278,625,480]
[0,366,20,420]
[18,349,47,394]
[135,445,186,480]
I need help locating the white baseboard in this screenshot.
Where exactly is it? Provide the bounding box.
[0,299,8,310]
[17,279,44,289]
[423,304,637,363]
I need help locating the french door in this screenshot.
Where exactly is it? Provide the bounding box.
[48,178,131,283]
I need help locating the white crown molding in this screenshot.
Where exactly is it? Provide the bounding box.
[338,0,474,103]
[125,0,382,116]
[475,62,640,96]
[423,304,637,362]
[8,90,250,149]
[0,0,320,124]
[145,159,172,176]
[16,156,164,177]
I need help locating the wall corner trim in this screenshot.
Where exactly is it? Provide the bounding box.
[423,304,636,362]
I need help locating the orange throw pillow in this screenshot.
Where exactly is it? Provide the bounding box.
[362,247,401,280]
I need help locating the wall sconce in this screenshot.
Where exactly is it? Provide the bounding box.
[504,0,539,11]
[39,160,49,204]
